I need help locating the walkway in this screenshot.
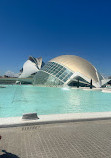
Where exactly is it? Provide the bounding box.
[0,119,111,158]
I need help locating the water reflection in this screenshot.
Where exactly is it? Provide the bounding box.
[1,85,111,117]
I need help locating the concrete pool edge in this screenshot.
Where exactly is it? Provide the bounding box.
[1,112,111,128]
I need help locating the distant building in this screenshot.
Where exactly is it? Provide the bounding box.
[4,75,9,78]
[4,71,19,78]
[33,55,110,88]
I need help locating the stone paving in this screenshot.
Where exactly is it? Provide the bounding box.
[0,120,111,158]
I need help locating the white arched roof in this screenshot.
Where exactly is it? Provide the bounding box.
[19,60,38,78]
[19,56,43,78]
[50,55,102,84]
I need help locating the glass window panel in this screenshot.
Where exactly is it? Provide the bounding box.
[45,68,49,72]
[48,65,52,69]
[56,69,61,73]
[62,67,66,71]
[59,66,63,69]
[63,72,73,82]
[67,73,72,78]
[63,76,69,82]
[33,70,64,86]
[48,66,52,70]
[56,67,62,72]
[52,68,57,72]
[52,66,58,71]
[41,62,73,83]
[60,73,66,79]
[47,70,51,73]
[56,73,61,77]
[49,66,54,70]
[61,71,68,77]
[58,71,64,76]
[70,72,73,76]
[52,70,59,75]
[50,68,55,72]
[59,76,64,80]
[52,62,56,66]
[48,63,52,67]
[59,69,64,74]
[51,72,56,76]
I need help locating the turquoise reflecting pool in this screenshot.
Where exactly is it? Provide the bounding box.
[0,85,111,117]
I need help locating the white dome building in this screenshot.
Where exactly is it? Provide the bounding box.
[33,55,109,88]
[19,56,44,78]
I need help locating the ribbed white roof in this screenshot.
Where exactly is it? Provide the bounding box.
[50,55,101,83]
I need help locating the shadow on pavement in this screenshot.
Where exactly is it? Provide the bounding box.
[0,150,19,158]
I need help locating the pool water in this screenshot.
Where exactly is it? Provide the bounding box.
[0,85,111,117]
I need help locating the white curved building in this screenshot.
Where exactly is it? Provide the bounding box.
[19,56,44,78]
[33,55,109,88]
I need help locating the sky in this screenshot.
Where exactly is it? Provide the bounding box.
[0,0,111,76]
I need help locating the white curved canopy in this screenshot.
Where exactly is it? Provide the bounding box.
[19,56,43,78]
[50,55,105,87]
[19,60,38,78]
